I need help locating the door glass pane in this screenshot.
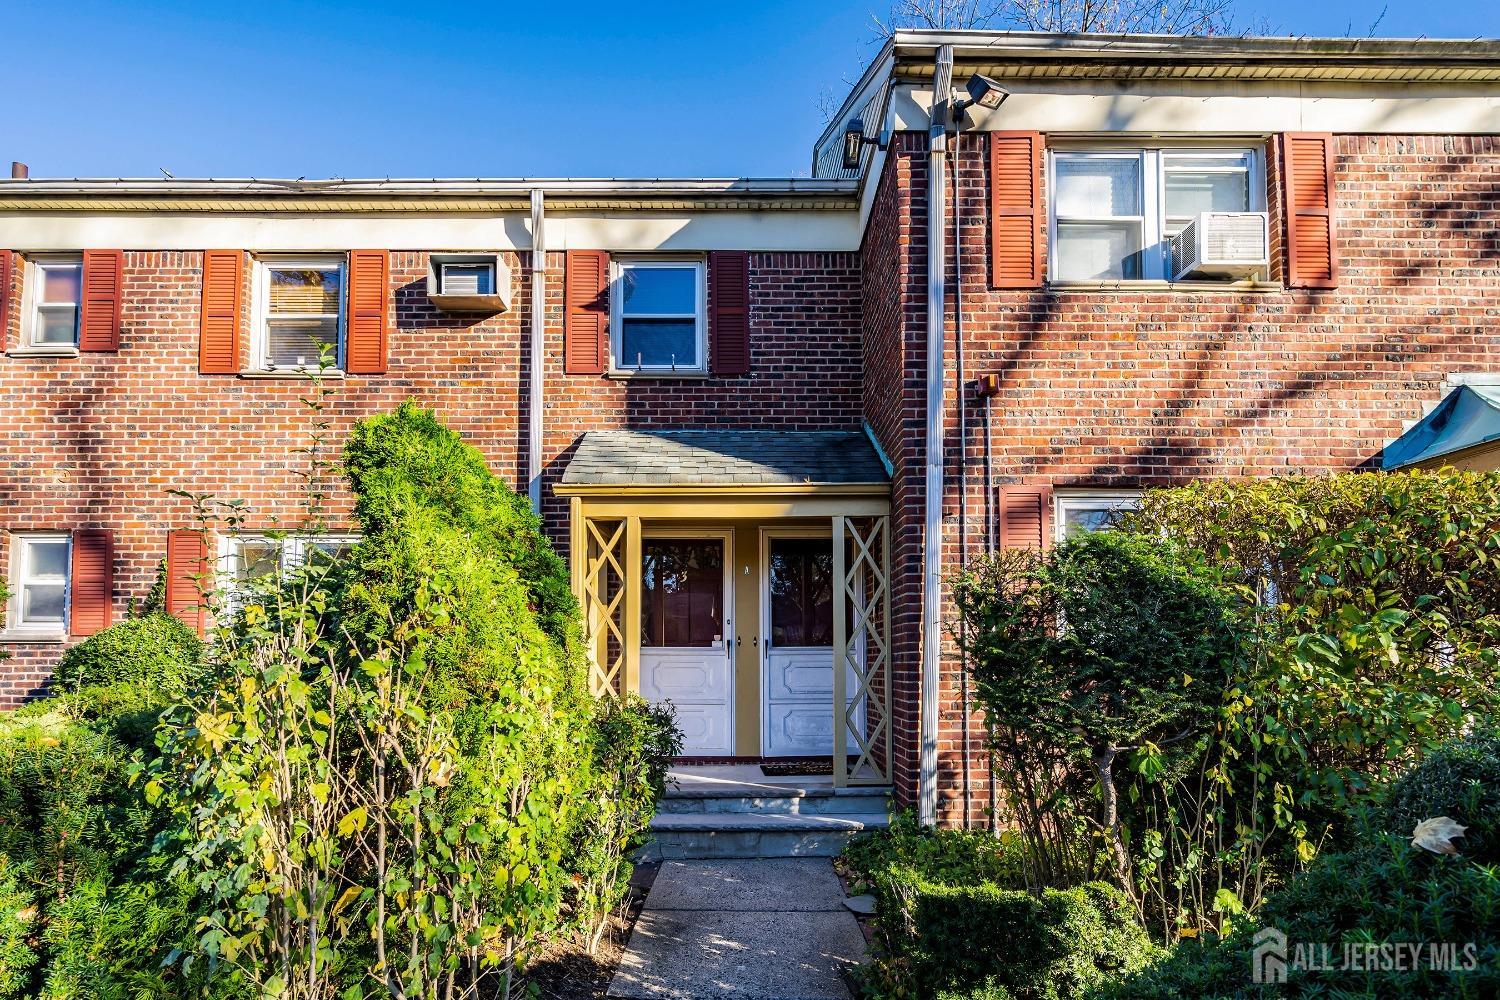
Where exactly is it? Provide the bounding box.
[620,265,696,314]
[769,538,834,647]
[642,539,723,648]
[1054,222,1142,281]
[1054,156,1141,217]
[620,319,699,368]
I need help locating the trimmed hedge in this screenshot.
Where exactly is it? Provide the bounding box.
[53,612,201,692]
[843,816,1158,999]
[1371,729,1500,864]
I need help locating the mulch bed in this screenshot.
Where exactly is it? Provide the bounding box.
[517,861,659,1000]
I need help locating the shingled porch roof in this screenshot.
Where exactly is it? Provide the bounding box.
[559,429,890,488]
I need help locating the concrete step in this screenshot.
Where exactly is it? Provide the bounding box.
[658,786,891,816]
[644,811,890,860]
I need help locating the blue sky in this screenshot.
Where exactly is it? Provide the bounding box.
[8,1,1498,180]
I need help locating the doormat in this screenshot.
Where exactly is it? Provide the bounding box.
[760,759,835,777]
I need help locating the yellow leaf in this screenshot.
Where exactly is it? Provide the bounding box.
[331,885,363,916]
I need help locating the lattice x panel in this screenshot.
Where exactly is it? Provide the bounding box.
[833,514,892,786]
[580,518,627,697]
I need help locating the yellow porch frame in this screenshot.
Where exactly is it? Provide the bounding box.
[558,484,892,787]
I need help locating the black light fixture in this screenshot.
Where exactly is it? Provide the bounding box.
[951,73,1009,125]
[841,117,883,171]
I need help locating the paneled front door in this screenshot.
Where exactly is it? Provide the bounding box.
[638,534,733,755]
[761,533,860,757]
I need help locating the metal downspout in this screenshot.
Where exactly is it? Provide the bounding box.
[528,189,546,514]
[919,44,954,828]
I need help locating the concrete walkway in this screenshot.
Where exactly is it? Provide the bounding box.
[608,859,866,1000]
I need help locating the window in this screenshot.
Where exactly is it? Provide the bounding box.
[221,534,359,601]
[1055,492,1142,541]
[23,256,83,348]
[253,257,345,371]
[1050,148,1260,282]
[611,259,705,372]
[6,533,70,635]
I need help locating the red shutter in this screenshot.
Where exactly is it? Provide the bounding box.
[1281,133,1338,289]
[165,529,207,635]
[990,131,1045,289]
[0,250,12,353]
[199,250,245,374]
[708,251,751,376]
[69,529,114,637]
[79,249,124,351]
[998,485,1053,551]
[345,250,390,374]
[564,249,610,375]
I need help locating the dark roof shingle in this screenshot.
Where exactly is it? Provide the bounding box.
[560,430,889,487]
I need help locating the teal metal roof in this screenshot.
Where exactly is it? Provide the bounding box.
[1383,384,1500,470]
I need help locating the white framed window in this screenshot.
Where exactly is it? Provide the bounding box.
[1049,147,1261,282]
[5,533,71,637]
[221,534,359,587]
[610,259,706,373]
[1055,491,1143,542]
[21,255,84,349]
[251,256,346,372]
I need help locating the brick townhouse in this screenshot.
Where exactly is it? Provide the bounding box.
[2,31,1498,829]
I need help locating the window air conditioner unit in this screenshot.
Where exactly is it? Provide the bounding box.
[1168,212,1269,281]
[426,253,511,312]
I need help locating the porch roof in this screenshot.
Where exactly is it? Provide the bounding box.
[558,429,890,489]
[1382,384,1500,470]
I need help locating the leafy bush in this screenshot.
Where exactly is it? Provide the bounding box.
[53,611,201,692]
[150,402,667,1000]
[570,696,683,950]
[1369,729,1500,864]
[1130,471,1500,813]
[1101,732,1500,999]
[955,531,1240,908]
[0,857,37,998]
[844,816,1157,999]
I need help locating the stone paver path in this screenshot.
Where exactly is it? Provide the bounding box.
[608,859,865,1000]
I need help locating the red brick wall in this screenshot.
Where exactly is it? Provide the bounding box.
[0,249,862,705]
[915,131,1500,826]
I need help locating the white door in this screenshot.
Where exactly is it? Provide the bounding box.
[638,535,733,756]
[761,534,861,757]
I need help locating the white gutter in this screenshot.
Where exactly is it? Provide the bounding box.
[0,177,858,198]
[528,189,546,514]
[918,44,953,828]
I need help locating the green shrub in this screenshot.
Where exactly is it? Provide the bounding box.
[0,857,38,999]
[53,611,201,693]
[569,696,683,950]
[843,815,1157,999]
[955,531,1239,909]
[1101,732,1500,999]
[1369,729,1500,864]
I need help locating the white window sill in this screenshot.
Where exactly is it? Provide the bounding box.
[7,346,80,359]
[1046,279,1283,294]
[238,369,346,381]
[0,628,67,644]
[606,369,710,381]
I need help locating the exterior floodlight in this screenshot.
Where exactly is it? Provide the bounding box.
[952,73,1010,124]
[842,118,869,171]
